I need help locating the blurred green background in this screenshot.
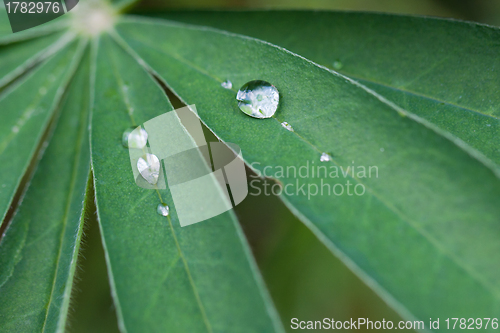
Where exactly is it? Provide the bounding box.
[68,1,500,332]
[135,0,500,26]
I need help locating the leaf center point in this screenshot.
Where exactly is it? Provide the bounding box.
[70,1,116,36]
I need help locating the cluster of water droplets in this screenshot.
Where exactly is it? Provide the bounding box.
[120,78,339,217]
[235,80,330,163]
[122,126,169,217]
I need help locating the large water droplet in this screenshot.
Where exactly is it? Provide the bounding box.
[221,80,232,89]
[137,153,160,185]
[281,121,294,132]
[122,126,148,148]
[157,203,170,216]
[236,80,279,118]
[320,152,332,162]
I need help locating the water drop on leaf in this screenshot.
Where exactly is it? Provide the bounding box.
[157,203,170,216]
[122,126,148,148]
[281,121,294,131]
[320,152,332,162]
[236,80,279,118]
[137,153,160,185]
[221,80,232,89]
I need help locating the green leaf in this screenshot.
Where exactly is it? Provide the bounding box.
[0,37,82,222]
[144,11,500,169]
[0,5,68,45]
[0,31,73,89]
[0,42,90,333]
[90,34,283,332]
[115,16,500,327]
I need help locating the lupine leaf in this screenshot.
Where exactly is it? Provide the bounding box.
[0,42,90,333]
[90,34,283,333]
[145,10,500,169]
[114,16,500,328]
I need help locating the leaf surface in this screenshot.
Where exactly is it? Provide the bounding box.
[152,11,500,168]
[115,16,500,327]
[0,42,90,333]
[0,37,81,222]
[0,31,72,89]
[90,34,283,333]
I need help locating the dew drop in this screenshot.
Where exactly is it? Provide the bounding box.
[157,203,170,216]
[281,121,294,131]
[122,126,148,148]
[39,87,47,95]
[380,148,385,152]
[320,152,331,162]
[236,80,279,118]
[333,60,343,70]
[221,80,232,89]
[137,153,160,185]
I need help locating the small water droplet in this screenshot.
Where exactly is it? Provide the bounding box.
[236,80,279,118]
[380,148,385,152]
[487,124,491,127]
[320,152,331,162]
[137,153,160,185]
[157,203,170,216]
[281,121,294,131]
[39,87,47,95]
[221,80,232,89]
[122,126,148,148]
[333,60,343,70]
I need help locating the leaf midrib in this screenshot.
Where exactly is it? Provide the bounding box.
[114,22,500,302]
